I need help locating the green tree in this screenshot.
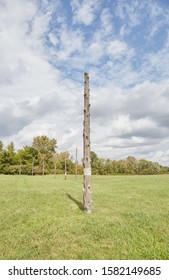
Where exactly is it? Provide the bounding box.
[57,151,75,174]
[7,142,17,165]
[7,142,15,154]
[97,158,106,174]
[32,135,57,175]
[90,151,99,174]
[105,159,114,174]
[17,146,38,164]
[0,150,11,174]
[16,146,38,174]
[126,156,138,174]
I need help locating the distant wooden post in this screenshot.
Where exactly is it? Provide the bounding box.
[75,147,78,179]
[64,156,67,180]
[83,72,92,213]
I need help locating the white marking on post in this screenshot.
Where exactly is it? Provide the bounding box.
[84,168,91,176]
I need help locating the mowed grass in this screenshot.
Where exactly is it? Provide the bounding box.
[0,174,169,260]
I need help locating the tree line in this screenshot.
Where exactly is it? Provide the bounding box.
[0,136,81,175]
[0,136,168,175]
[90,151,169,175]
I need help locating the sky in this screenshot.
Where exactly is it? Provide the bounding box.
[0,0,169,165]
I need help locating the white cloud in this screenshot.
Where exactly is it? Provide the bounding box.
[115,0,141,27]
[71,0,100,25]
[119,24,130,37]
[90,79,169,164]
[0,0,169,166]
[48,32,59,46]
[87,42,104,63]
[58,28,84,58]
[107,40,127,57]
[141,46,169,81]
[152,150,169,166]
[100,8,113,36]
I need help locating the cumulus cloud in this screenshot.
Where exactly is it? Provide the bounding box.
[91,80,169,163]
[0,0,169,165]
[107,40,127,57]
[71,0,100,25]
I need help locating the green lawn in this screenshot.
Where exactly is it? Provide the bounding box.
[0,174,169,260]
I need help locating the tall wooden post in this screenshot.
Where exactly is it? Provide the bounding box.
[83,72,92,213]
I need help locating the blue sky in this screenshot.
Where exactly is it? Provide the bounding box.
[0,0,169,165]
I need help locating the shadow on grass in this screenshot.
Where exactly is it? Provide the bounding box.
[66,193,84,211]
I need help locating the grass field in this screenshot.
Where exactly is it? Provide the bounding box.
[0,174,169,260]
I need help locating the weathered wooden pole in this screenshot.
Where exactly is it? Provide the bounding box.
[83,72,92,213]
